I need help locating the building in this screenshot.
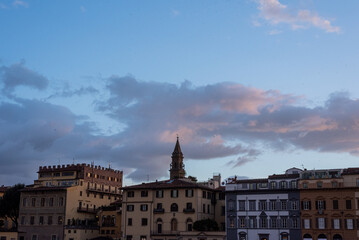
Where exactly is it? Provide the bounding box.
[98,200,122,240]
[18,163,123,240]
[121,137,226,240]
[225,168,302,240]
[299,168,358,240]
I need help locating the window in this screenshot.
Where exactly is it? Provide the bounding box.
[156,190,163,198]
[270,217,277,228]
[128,218,132,226]
[207,204,210,214]
[270,181,276,189]
[317,181,323,188]
[140,204,148,211]
[21,216,25,225]
[59,197,64,206]
[126,236,133,240]
[228,201,235,211]
[187,219,193,231]
[203,204,206,213]
[30,216,35,225]
[304,219,310,229]
[346,199,352,209]
[202,191,206,198]
[260,217,267,228]
[302,200,311,210]
[333,219,340,229]
[186,202,192,209]
[346,219,354,229]
[269,200,276,210]
[281,200,287,210]
[39,216,44,225]
[292,218,298,228]
[171,203,178,212]
[303,182,308,189]
[48,216,52,225]
[41,198,45,207]
[249,200,256,210]
[32,235,37,240]
[238,200,245,211]
[291,201,298,210]
[281,217,287,228]
[141,218,148,226]
[290,180,297,188]
[238,217,246,228]
[259,200,266,210]
[229,218,235,228]
[32,198,36,207]
[49,198,54,207]
[127,191,134,198]
[140,236,146,240]
[51,235,56,240]
[23,198,27,207]
[239,232,247,240]
[318,217,325,229]
[57,216,63,225]
[156,203,163,209]
[316,200,326,210]
[221,206,225,216]
[171,190,178,198]
[249,217,256,228]
[332,181,338,187]
[186,189,193,197]
[356,179,359,187]
[280,181,287,189]
[171,219,177,231]
[333,200,339,209]
[141,191,148,197]
[127,205,134,211]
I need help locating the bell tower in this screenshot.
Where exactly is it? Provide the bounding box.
[169,136,186,179]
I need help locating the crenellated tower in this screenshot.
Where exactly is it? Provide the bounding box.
[169,136,186,179]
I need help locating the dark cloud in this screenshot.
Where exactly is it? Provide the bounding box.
[47,86,99,99]
[0,62,48,96]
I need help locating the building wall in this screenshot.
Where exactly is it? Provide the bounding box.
[122,186,220,240]
[0,231,18,240]
[18,190,66,240]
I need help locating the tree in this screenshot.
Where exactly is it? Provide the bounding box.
[193,218,219,231]
[0,184,25,229]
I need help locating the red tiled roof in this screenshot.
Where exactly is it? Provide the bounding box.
[122,178,213,190]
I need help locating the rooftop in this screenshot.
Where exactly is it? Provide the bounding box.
[123,178,214,191]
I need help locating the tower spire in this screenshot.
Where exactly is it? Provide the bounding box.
[170,136,186,179]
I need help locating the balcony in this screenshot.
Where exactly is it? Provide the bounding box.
[153,208,165,214]
[183,208,195,213]
[77,207,97,214]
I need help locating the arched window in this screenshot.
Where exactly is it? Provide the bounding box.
[186,218,193,231]
[333,234,342,240]
[156,218,162,234]
[318,234,327,240]
[303,234,313,240]
[171,218,177,231]
[171,203,178,212]
[239,232,246,240]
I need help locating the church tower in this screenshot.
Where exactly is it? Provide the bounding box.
[169,136,186,179]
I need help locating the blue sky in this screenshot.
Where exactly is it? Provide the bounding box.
[1,0,359,186]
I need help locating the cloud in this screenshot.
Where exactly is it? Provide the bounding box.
[0,62,48,96]
[2,68,359,184]
[47,86,99,99]
[80,6,87,12]
[257,0,340,33]
[12,0,28,8]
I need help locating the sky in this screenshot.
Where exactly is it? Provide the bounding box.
[1,0,359,186]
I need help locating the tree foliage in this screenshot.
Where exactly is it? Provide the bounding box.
[0,184,25,229]
[193,218,219,231]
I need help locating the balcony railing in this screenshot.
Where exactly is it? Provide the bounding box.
[77,207,97,214]
[153,208,165,213]
[183,208,195,213]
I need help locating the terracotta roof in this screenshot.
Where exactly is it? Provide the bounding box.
[268,173,300,179]
[20,186,68,192]
[122,178,213,190]
[342,168,359,175]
